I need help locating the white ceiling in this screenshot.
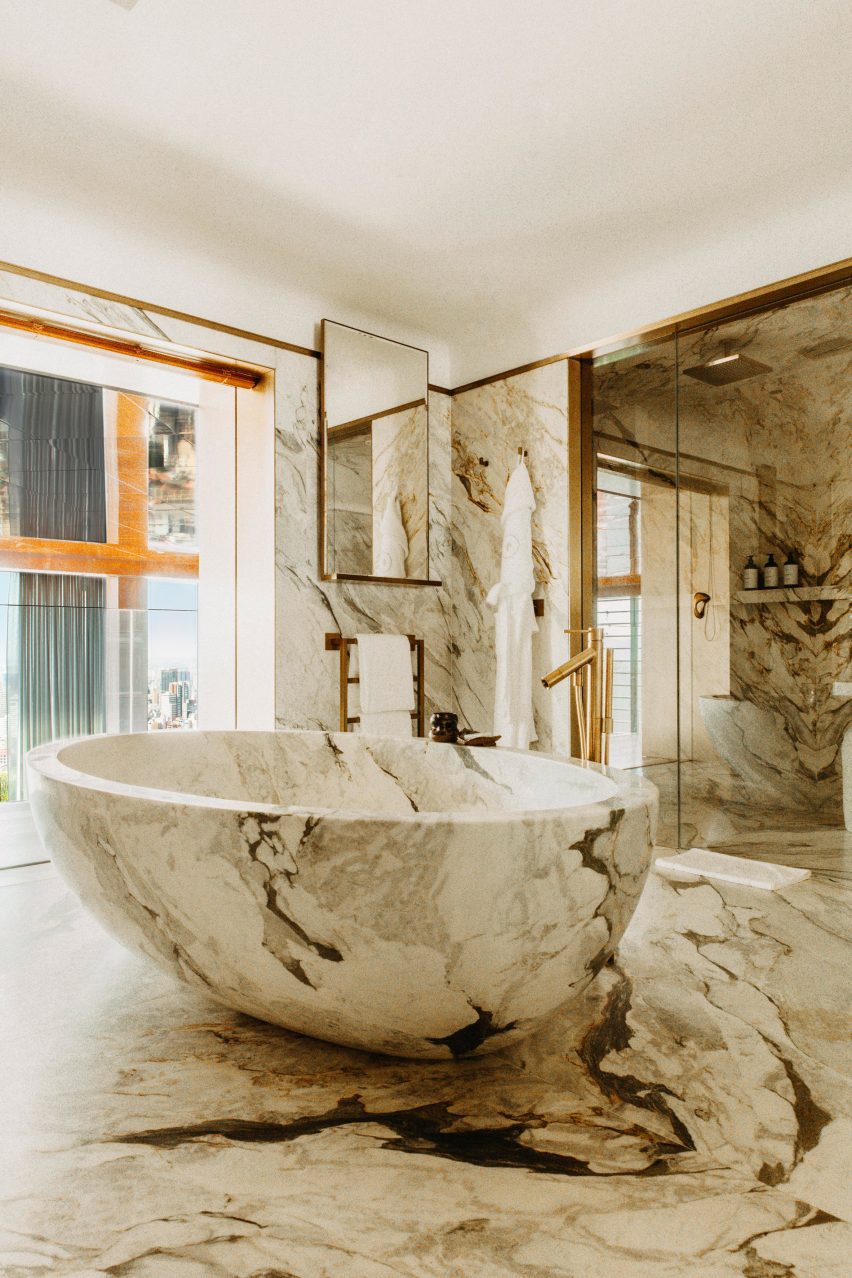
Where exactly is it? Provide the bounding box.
[1,0,850,383]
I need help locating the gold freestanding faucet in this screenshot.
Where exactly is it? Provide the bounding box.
[541,627,614,764]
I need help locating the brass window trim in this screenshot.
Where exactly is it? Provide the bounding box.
[0,306,262,389]
[0,390,199,580]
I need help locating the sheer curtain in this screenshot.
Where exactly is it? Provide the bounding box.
[1,368,107,799]
[7,574,106,799]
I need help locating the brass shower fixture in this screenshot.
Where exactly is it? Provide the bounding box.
[693,592,711,619]
[683,340,772,386]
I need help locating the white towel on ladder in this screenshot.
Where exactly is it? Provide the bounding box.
[356,633,414,737]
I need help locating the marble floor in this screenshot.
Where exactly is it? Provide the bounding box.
[1,821,850,1276]
[0,803,46,871]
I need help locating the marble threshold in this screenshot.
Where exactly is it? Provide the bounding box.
[0,839,850,1276]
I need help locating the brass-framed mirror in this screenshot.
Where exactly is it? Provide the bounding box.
[320,319,436,584]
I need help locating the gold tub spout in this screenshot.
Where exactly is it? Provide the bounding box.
[541,627,614,764]
[541,645,596,688]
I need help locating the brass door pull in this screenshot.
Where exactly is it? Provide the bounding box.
[693,592,711,619]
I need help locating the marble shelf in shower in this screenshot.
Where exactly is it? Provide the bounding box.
[735,584,850,604]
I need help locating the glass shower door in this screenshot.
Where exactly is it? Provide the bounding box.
[591,336,681,846]
[676,287,852,858]
[588,281,850,855]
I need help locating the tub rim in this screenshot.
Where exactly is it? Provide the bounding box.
[26,728,657,829]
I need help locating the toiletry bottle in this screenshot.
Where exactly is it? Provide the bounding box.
[762,555,780,588]
[742,556,759,589]
[782,554,799,586]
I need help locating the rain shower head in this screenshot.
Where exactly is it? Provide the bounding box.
[683,341,772,386]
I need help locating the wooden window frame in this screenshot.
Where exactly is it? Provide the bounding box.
[1,386,198,582]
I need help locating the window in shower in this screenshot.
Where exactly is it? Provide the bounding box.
[596,469,642,767]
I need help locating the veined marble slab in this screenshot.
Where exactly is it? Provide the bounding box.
[27,729,656,1059]
[1,837,849,1275]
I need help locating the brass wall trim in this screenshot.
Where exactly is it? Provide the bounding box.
[449,353,570,396]
[447,257,852,396]
[0,260,459,395]
[324,573,443,587]
[0,306,261,389]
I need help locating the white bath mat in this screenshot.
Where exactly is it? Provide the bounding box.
[655,847,810,890]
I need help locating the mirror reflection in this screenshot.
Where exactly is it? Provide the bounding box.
[322,320,430,581]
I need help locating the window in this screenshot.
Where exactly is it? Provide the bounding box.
[0,362,199,805]
[596,468,642,767]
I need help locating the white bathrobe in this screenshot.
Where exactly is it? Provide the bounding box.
[486,459,538,749]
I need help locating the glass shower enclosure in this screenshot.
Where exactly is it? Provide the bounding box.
[590,282,851,856]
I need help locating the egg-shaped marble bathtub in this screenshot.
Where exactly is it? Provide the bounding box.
[27,730,657,1059]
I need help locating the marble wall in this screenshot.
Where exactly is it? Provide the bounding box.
[2,266,845,800]
[450,362,571,752]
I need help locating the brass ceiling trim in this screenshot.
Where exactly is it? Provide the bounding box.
[448,257,852,393]
[567,256,852,362]
[449,353,570,396]
[3,255,848,397]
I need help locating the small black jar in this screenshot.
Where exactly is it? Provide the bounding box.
[429,711,458,743]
